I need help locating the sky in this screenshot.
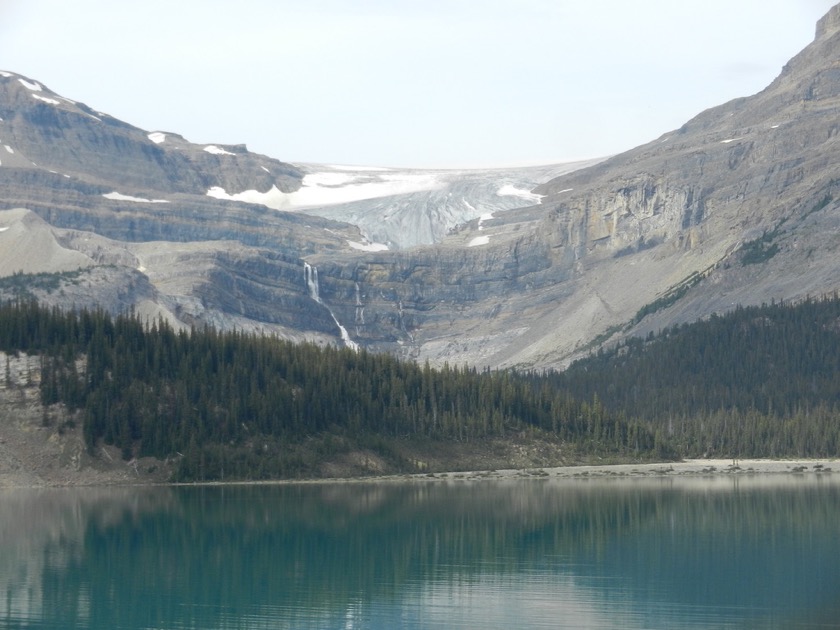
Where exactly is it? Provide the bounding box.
[1,0,838,168]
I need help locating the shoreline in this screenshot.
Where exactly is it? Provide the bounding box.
[1,458,837,489]
[296,458,839,484]
[164,458,839,487]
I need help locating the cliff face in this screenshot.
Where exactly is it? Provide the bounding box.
[0,74,302,195]
[298,3,840,368]
[3,5,840,369]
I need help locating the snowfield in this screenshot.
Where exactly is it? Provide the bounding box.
[103,192,169,204]
[347,240,389,252]
[204,145,236,156]
[206,159,603,249]
[496,184,544,204]
[32,94,60,105]
[207,169,444,211]
[17,78,42,91]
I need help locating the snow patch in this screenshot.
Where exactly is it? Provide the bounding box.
[496,184,543,204]
[557,188,573,194]
[0,226,9,232]
[304,172,357,187]
[32,94,60,105]
[204,145,236,155]
[207,185,286,206]
[103,192,169,204]
[720,138,743,144]
[0,71,13,78]
[468,235,490,247]
[18,78,42,91]
[4,146,12,154]
[348,240,389,252]
[207,171,444,211]
[148,132,166,144]
[326,164,393,172]
[261,166,270,173]
[770,124,780,129]
[477,212,494,231]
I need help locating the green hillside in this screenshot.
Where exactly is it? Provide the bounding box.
[0,300,659,481]
[4,293,839,481]
[555,294,840,458]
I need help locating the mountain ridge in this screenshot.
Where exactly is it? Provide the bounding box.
[3,4,840,369]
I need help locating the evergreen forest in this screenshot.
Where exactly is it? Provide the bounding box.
[2,294,840,481]
[555,294,840,458]
[0,300,659,481]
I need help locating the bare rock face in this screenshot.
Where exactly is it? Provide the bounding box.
[3,5,840,369]
[816,4,840,40]
[307,3,840,368]
[0,75,302,195]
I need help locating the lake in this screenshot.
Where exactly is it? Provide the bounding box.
[2,474,840,629]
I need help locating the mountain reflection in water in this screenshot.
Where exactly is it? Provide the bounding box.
[2,476,840,629]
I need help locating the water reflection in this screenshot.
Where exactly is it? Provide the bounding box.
[2,476,840,629]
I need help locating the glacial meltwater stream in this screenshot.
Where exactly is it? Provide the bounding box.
[304,261,359,351]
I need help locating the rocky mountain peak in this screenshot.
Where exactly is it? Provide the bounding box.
[815,3,840,40]
[4,9,840,370]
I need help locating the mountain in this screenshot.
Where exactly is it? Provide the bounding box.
[269,161,601,249]
[3,5,840,369]
[0,69,594,349]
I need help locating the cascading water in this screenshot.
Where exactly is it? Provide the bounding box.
[304,262,320,302]
[354,282,365,333]
[304,262,359,351]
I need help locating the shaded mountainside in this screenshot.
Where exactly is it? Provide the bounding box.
[0,70,594,355]
[2,5,840,369]
[3,295,840,484]
[553,294,840,458]
[0,302,664,482]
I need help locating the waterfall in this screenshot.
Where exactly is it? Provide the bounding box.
[354,282,365,331]
[304,262,320,302]
[303,262,359,351]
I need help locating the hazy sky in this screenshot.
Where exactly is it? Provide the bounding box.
[1,1,837,167]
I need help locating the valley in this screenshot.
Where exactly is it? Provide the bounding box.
[2,7,840,374]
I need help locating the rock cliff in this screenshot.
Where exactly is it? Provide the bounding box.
[3,5,840,369]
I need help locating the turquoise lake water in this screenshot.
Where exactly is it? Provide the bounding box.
[2,475,840,629]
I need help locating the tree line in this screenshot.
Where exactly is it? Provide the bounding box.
[553,294,840,458]
[4,293,839,479]
[0,300,659,480]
